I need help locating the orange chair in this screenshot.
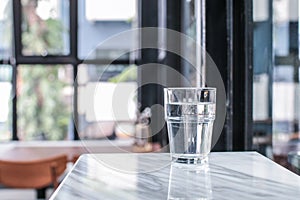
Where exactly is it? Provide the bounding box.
[0,154,67,199]
[72,154,80,164]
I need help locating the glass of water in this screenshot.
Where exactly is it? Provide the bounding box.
[164,87,216,164]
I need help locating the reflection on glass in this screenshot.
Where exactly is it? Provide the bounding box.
[0,65,12,141]
[168,163,212,199]
[78,0,137,60]
[77,64,137,140]
[17,65,73,141]
[0,0,12,59]
[21,0,70,56]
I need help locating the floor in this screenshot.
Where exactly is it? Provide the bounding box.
[0,188,53,200]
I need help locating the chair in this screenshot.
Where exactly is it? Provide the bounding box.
[0,154,68,199]
[72,154,80,164]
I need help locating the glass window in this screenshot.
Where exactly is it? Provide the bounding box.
[0,65,12,141]
[78,0,137,60]
[77,64,137,140]
[252,0,272,155]
[85,0,136,21]
[272,0,300,168]
[0,0,13,59]
[252,0,300,170]
[17,65,73,141]
[21,0,70,56]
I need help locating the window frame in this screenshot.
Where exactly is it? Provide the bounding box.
[9,0,132,141]
[0,0,253,149]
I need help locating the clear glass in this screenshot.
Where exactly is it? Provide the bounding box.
[17,65,73,140]
[0,65,12,141]
[164,87,216,164]
[78,0,137,60]
[0,0,13,59]
[77,64,137,140]
[21,0,70,56]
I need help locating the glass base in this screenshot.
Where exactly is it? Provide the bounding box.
[172,156,208,165]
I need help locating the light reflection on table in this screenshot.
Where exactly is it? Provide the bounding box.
[50,152,300,200]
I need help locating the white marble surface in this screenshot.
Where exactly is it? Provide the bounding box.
[50,152,300,200]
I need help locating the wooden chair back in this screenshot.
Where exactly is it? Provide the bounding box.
[0,154,67,189]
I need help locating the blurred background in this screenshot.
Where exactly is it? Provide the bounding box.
[0,0,300,177]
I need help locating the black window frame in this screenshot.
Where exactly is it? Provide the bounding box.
[0,0,253,151]
[138,0,253,150]
[9,0,132,141]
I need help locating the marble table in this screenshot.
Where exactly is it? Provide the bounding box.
[50,152,300,200]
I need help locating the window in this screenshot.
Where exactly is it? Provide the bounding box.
[3,0,290,167]
[21,0,70,56]
[0,65,12,141]
[252,0,300,170]
[0,0,138,141]
[252,0,273,155]
[78,0,137,60]
[17,65,73,140]
[85,0,136,21]
[77,64,137,140]
[0,0,13,59]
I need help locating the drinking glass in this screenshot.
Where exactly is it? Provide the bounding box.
[164,87,216,164]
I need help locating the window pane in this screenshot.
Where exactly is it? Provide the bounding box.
[252,0,273,157]
[272,0,300,169]
[77,64,137,140]
[17,65,73,141]
[78,0,137,60]
[0,0,13,59]
[253,0,300,172]
[0,65,12,141]
[21,0,70,56]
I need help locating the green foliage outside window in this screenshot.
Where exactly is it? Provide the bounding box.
[18,7,70,140]
[18,66,70,140]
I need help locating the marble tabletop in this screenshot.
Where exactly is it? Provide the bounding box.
[50,152,300,200]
